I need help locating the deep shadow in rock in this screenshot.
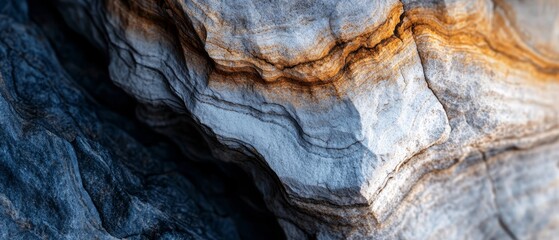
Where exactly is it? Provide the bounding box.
[20,0,286,238]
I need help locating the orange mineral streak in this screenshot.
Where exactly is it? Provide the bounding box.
[107,0,171,41]
[210,4,406,84]
[107,0,559,99]
[407,3,559,82]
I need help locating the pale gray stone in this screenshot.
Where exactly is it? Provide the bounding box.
[25,0,559,238]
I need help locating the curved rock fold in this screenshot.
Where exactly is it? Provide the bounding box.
[1,0,558,238]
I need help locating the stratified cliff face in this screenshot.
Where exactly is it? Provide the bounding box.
[1,0,558,239]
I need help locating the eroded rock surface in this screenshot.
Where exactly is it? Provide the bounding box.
[0,0,283,238]
[2,0,558,238]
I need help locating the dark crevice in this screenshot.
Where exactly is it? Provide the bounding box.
[393,9,405,40]
[27,0,285,239]
[480,151,519,240]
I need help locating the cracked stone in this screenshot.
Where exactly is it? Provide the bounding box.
[1,0,559,239]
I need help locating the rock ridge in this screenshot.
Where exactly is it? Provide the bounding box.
[50,0,559,238]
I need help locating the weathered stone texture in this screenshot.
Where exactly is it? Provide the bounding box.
[1,0,558,238]
[0,0,282,238]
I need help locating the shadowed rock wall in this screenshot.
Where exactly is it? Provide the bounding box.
[0,0,284,238]
[1,0,558,239]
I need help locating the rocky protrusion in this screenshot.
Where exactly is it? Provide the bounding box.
[31,0,559,238]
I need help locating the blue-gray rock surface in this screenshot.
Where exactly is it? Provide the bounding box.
[0,0,283,239]
[1,0,559,239]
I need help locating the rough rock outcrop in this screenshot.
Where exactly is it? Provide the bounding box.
[2,0,559,238]
[51,0,559,238]
[0,1,283,238]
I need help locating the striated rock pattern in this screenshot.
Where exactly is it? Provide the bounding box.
[1,0,558,238]
[48,0,559,238]
[0,0,283,239]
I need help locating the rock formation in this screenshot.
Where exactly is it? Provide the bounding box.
[0,0,283,238]
[1,0,558,239]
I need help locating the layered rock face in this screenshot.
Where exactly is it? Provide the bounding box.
[0,0,283,238]
[53,0,559,238]
[2,0,558,239]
